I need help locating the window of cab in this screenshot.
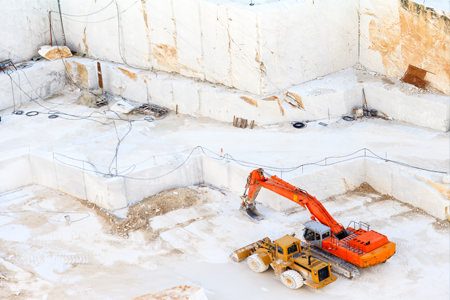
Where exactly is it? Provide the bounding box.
[277,245,284,254]
[287,243,298,254]
[305,229,314,241]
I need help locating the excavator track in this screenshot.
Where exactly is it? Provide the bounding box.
[302,242,360,279]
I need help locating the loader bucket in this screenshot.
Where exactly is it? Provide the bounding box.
[230,240,264,262]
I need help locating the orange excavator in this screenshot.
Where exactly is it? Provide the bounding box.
[240,168,396,278]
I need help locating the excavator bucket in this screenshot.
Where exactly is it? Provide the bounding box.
[240,203,264,221]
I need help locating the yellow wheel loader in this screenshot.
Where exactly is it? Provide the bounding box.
[231,234,337,289]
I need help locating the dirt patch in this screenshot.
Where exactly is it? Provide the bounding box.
[386,198,446,225]
[134,285,205,300]
[118,67,137,81]
[76,90,98,107]
[381,77,395,85]
[350,182,379,196]
[276,98,285,116]
[348,183,394,202]
[153,44,179,71]
[72,61,89,89]
[262,95,278,101]
[432,219,450,232]
[240,96,258,107]
[140,0,152,62]
[284,91,305,110]
[16,213,48,229]
[329,183,395,205]
[0,257,45,300]
[80,188,201,238]
[82,27,89,54]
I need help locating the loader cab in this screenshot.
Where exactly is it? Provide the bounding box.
[274,235,301,261]
[303,221,331,248]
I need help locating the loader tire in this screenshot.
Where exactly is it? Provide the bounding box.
[280,270,304,289]
[247,254,269,273]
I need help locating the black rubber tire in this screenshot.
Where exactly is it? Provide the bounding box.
[292,122,306,129]
[25,111,39,117]
[48,114,59,119]
[13,110,24,115]
[342,116,355,121]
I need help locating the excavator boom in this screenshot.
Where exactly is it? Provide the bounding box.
[242,169,346,236]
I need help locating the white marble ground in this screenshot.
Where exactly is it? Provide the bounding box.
[0,184,448,299]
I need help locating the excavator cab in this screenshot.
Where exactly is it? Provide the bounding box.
[303,221,332,247]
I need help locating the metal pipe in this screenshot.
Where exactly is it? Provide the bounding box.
[97,62,103,92]
[48,11,52,46]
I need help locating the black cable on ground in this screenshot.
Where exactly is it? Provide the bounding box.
[8,58,147,178]
[8,62,447,179]
[13,10,446,181]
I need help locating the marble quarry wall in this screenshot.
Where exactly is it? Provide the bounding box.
[58,0,359,95]
[360,0,450,95]
[2,1,449,95]
[0,0,62,63]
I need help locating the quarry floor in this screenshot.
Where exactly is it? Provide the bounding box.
[0,184,448,300]
[0,88,449,299]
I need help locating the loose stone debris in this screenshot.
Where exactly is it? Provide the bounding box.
[80,187,202,238]
[38,45,72,61]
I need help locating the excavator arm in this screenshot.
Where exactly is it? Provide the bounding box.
[241,168,346,237]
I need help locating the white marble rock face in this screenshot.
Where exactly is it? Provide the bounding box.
[58,0,359,95]
[2,1,449,95]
